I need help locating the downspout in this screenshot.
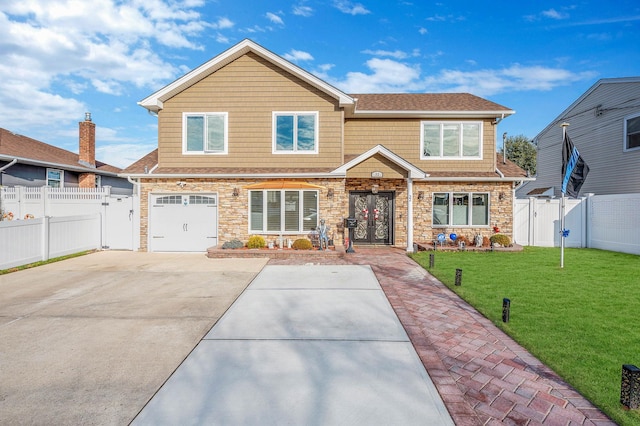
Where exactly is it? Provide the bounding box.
[0,158,18,172]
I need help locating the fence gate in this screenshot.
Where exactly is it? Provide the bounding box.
[514,198,585,248]
[103,195,134,250]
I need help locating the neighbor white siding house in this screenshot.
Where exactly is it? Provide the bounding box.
[517,77,640,198]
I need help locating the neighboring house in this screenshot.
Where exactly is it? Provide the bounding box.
[0,114,132,195]
[517,77,640,198]
[125,39,530,252]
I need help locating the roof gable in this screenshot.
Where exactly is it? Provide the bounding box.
[139,39,354,113]
[535,77,640,139]
[332,145,428,179]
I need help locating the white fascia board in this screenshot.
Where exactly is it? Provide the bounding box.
[122,172,345,179]
[350,110,516,119]
[423,176,536,182]
[138,39,354,112]
[332,144,428,179]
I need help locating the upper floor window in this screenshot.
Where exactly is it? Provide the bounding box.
[183,112,228,154]
[273,112,318,154]
[421,121,482,159]
[46,168,63,188]
[433,192,489,227]
[624,113,640,152]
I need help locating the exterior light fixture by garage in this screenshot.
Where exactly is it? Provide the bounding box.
[327,188,334,198]
[232,187,240,197]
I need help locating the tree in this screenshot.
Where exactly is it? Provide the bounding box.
[503,134,536,175]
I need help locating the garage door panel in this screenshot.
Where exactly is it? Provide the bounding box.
[150,194,218,252]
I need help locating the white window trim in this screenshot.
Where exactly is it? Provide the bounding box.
[420,121,483,160]
[46,168,64,188]
[432,192,491,227]
[272,111,319,154]
[182,112,229,155]
[623,111,640,152]
[249,189,318,234]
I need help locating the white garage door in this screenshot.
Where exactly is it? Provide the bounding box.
[149,194,218,252]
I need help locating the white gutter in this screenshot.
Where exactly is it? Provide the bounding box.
[495,168,505,178]
[125,172,345,179]
[0,158,18,172]
[423,176,534,182]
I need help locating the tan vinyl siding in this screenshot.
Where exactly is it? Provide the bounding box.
[528,80,640,197]
[158,52,343,169]
[344,118,496,173]
[346,154,407,179]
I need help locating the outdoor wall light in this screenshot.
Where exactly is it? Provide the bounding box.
[499,192,505,201]
[327,188,334,198]
[417,191,424,200]
[232,187,240,197]
[372,184,379,194]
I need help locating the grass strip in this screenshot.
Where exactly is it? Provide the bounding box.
[0,250,94,275]
[411,246,640,426]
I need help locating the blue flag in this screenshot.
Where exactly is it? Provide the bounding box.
[561,132,589,197]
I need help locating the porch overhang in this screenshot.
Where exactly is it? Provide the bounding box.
[331,145,428,180]
[243,180,326,190]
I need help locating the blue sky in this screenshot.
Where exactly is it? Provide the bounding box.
[1,0,639,168]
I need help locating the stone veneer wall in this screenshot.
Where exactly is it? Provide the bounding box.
[137,177,347,251]
[412,181,514,243]
[137,177,513,251]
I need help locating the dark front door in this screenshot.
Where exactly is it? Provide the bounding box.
[349,191,394,244]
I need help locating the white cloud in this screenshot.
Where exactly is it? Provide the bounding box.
[333,1,371,15]
[293,5,313,17]
[283,49,314,62]
[266,12,284,26]
[361,49,409,59]
[325,57,596,97]
[212,17,234,29]
[330,58,421,93]
[423,65,597,96]
[418,27,428,35]
[541,8,569,20]
[0,0,211,141]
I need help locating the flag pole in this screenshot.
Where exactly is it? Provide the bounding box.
[560,122,570,269]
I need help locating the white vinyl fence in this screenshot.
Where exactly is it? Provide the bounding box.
[1,186,138,251]
[515,193,640,255]
[0,214,101,270]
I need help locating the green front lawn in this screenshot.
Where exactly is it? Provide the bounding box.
[410,247,640,426]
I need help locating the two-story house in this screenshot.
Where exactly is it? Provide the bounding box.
[125,39,529,252]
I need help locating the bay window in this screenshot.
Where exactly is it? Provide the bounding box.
[250,190,318,233]
[433,192,489,226]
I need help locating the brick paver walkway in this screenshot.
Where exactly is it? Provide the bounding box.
[267,247,615,426]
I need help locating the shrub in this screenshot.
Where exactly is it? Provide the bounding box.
[457,235,471,245]
[490,234,511,247]
[221,239,244,249]
[482,236,491,247]
[247,235,266,249]
[292,238,313,250]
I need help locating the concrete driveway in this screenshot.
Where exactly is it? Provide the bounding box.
[0,251,267,425]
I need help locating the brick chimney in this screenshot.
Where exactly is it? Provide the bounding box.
[78,112,96,188]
